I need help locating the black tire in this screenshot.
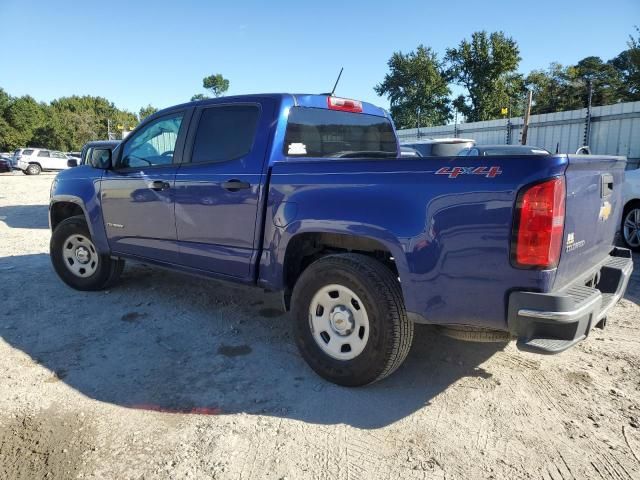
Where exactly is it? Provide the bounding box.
[22,168,29,175]
[621,201,640,252]
[291,253,414,386]
[50,215,124,291]
[26,163,41,175]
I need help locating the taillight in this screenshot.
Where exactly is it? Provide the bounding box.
[327,96,363,113]
[512,177,565,269]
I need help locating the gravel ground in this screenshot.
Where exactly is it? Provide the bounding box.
[1,172,640,480]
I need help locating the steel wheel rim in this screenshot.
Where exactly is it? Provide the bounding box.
[308,284,370,361]
[62,234,99,278]
[624,209,640,247]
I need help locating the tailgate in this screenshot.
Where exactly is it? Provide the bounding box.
[553,154,627,289]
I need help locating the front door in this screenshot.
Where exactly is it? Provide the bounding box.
[174,100,275,280]
[100,111,188,264]
[50,151,69,169]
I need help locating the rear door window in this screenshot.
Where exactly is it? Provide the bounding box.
[37,150,50,157]
[190,105,260,164]
[284,107,397,158]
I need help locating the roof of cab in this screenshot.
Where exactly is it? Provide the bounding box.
[151,93,389,120]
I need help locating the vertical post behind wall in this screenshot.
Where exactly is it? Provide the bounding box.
[521,90,533,145]
[583,80,593,147]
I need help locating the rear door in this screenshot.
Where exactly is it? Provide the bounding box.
[553,154,627,289]
[174,100,275,280]
[36,150,52,169]
[100,111,189,264]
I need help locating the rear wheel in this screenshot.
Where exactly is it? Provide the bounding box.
[50,216,124,291]
[26,163,41,175]
[622,202,640,251]
[291,253,414,386]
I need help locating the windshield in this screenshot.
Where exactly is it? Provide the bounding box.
[284,107,397,158]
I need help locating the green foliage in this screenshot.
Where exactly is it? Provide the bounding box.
[377,27,640,124]
[374,45,451,129]
[138,104,158,121]
[190,93,209,101]
[445,31,523,122]
[202,74,229,98]
[0,91,139,151]
[525,54,632,114]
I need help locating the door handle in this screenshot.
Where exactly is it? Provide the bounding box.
[221,179,251,192]
[149,180,171,191]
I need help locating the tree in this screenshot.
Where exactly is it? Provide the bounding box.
[190,93,209,101]
[375,45,451,129]
[202,73,229,98]
[138,104,158,121]
[446,31,522,122]
[609,26,640,101]
[525,63,582,114]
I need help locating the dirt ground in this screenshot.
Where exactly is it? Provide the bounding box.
[1,171,639,480]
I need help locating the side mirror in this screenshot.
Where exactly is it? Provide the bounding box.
[90,149,113,169]
[67,158,78,167]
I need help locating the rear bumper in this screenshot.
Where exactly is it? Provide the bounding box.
[507,247,632,353]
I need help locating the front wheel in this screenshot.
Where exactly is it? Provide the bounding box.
[291,253,414,386]
[50,216,124,291]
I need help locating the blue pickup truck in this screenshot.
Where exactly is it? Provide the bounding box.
[49,93,632,386]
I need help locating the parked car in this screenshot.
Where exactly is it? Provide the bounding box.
[0,156,11,173]
[49,93,631,386]
[457,145,551,156]
[14,148,71,175]
[402,138,475,157]
[621,166,640,250]
[399,146,422,157]
[78,140,120,166]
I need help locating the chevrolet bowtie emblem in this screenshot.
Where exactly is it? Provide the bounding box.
[598,201,612,222]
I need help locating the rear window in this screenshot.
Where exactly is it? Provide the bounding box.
[284,107,397,158]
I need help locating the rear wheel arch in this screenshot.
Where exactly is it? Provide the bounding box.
[281,232,402,310]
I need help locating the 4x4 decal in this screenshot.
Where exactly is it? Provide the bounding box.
[435,166,503,178]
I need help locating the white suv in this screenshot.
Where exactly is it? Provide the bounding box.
[14,148,71,175]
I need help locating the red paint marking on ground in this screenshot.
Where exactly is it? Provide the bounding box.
[128,404,222,415]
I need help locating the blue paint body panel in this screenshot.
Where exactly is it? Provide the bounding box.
[50,93,626,331]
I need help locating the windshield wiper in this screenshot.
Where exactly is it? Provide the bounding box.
[329,150,397,159]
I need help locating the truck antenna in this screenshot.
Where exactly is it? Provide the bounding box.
[328,67,344,96]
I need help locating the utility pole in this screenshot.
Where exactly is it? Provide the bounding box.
[521,90,533,145]
[583,80,593,147]
[416,107,421,139]
[107,119,112,140]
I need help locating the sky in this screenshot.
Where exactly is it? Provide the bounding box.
[1,0,638,114]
